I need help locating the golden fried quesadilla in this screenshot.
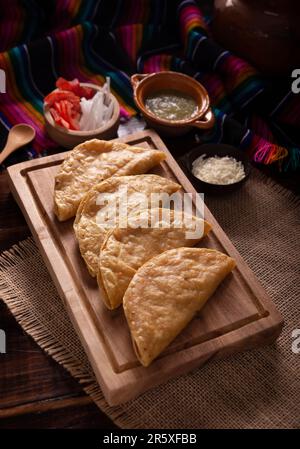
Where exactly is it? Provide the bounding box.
[123,247,236,366]
[74,175,181,277]
[54,139,166,221]
[98,208,212,309]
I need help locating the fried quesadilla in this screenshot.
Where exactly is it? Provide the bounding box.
[54,139,166,221]
[98,208,212,309]
[123,247,236,366]
[74,175,181,277]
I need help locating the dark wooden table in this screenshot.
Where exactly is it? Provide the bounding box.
[0,121,298,429]
[0,119,199,429]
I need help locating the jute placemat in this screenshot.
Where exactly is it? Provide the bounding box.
[0,169,300,429]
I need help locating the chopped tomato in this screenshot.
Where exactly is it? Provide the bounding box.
[56,77,78,91]
[65,101,80,130]
[45,90,81,109]
[77,85,95,100]
[49,99,80,131]
[49,107,71,130]
[45,77,98,131]
[56,77,95,99]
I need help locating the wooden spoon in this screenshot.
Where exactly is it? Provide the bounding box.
[0,124,36,165]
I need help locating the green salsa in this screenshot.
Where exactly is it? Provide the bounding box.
[145,89,198,121]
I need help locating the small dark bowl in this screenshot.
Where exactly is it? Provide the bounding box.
[186,144,251,194]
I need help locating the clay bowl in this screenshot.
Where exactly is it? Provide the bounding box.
[131,71,215,137]
[185,143,251,194]
[44,83,120,149]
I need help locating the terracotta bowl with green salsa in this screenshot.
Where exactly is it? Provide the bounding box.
[131,71,215,137]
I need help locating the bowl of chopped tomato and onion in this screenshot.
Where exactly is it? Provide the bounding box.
[44,78,120,149]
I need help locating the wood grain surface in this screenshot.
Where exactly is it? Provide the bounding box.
[0,122,200,428]
[0,121,296,427]
[6,129,283,406]
[0,161,116,429]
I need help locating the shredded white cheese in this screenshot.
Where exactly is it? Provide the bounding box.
[192,154,246,185]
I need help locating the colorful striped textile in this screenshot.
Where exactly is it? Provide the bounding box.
[0,0,299,172]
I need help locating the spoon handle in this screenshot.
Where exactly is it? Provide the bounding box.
[0,141,17,165]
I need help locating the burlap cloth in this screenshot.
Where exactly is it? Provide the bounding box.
[0,168,299,429]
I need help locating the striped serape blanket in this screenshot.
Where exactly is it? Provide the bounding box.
[0,0,299,173]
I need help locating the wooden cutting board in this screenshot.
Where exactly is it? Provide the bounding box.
[7,129,283,406]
